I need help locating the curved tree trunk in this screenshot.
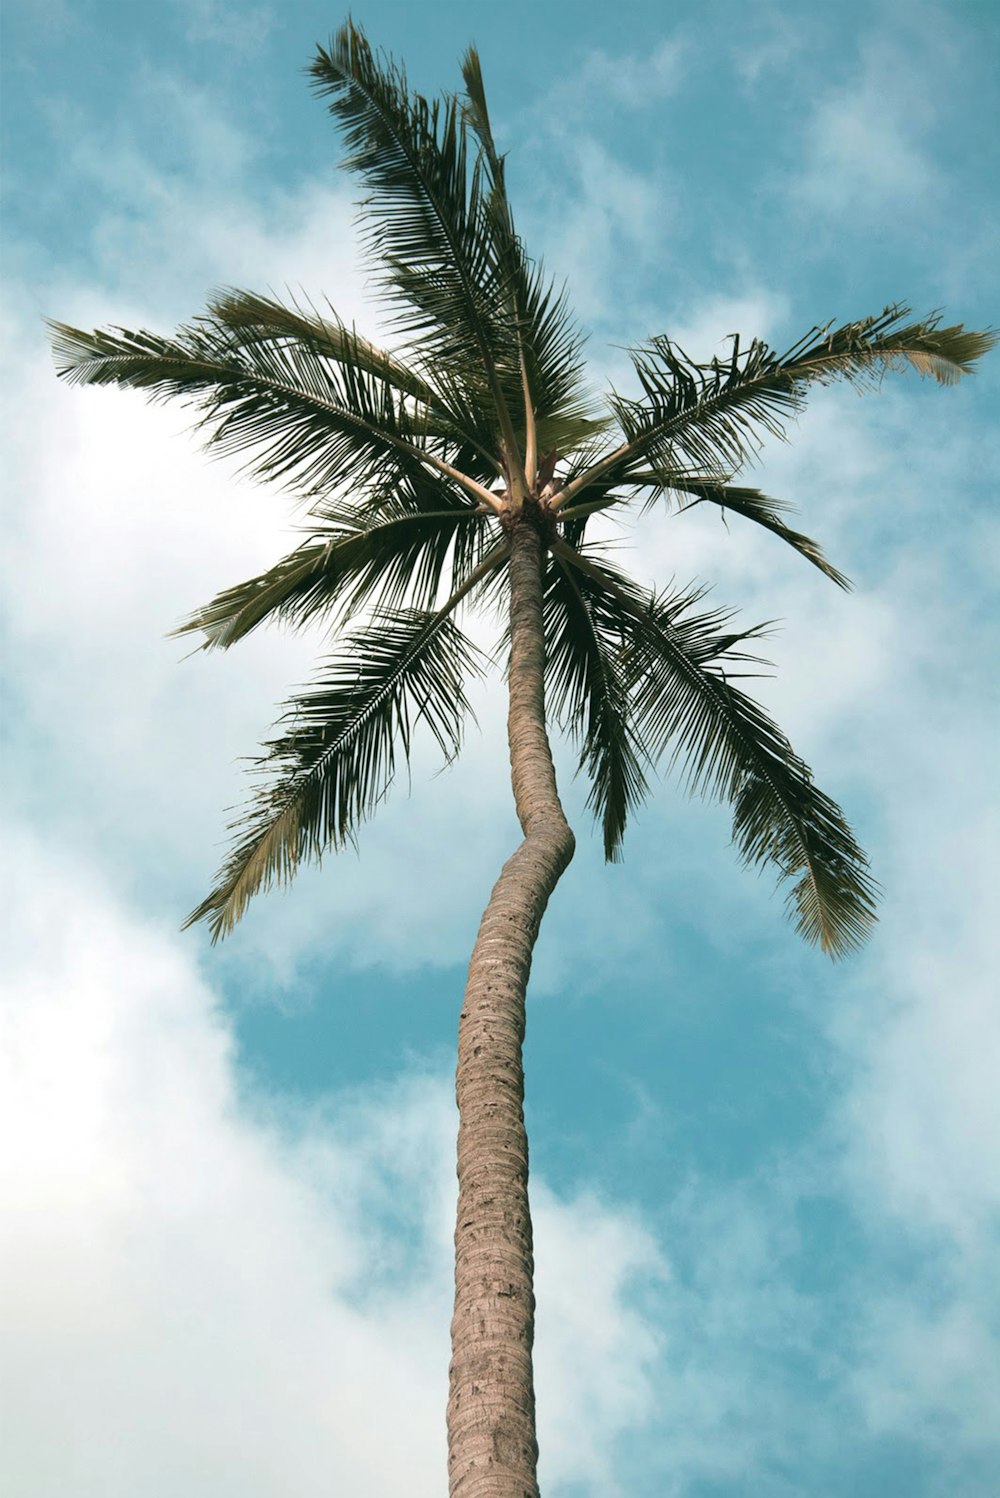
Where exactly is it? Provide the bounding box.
[447,512,575,1498]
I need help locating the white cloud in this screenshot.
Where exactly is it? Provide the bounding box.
[839,906,1000,1245]
[733,7,811,89]
[1,314,526,982]
[517,38,689,331]
[765,386,1000,1461]
[829,932,1000,1468]
[527,133,675,327]
[0,828,676,1497]
[851,1290,1000,1452]
[2,318,313,897]
[662,291,790,359]
[20,824,995,1497]
[1,831,448,1497]
[534,1190,666,1491]
[608,366,1000,1475]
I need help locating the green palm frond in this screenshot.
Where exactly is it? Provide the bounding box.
[186,603,488,941]
[556,307,998,509]
[543,548,649,859]
[174,503,493,649]
[619,308,998,471]
[552,541,876,955]
[513,265,598,447]
[208,288,441,405]
[555,494,626,530]
[629,600,877,955]
[47,317,500,508]
[310,25,522,453]
[460,48,595,443]
[206,287,500,465]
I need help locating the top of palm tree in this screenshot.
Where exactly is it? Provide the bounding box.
[48,21,997,955]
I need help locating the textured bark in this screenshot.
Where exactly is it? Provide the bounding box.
[447,513,575,1498]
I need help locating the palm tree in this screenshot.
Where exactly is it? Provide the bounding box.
[49,23,994,1498]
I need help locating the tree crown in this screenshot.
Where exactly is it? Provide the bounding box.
[49,21,997,953]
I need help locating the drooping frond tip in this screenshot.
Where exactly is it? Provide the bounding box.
[186,605,487,942]
[555,307,997,519]
[548,540,879,958]
[843,308,998,386]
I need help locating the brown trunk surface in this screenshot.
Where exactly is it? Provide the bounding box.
[446,513,575,1498]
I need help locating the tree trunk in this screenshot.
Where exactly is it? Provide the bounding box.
[447,512,575,1498]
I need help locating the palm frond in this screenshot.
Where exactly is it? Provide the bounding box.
[555,494,626,527]
[630,600,877,955]
[174,504,494,649]
[461,48,594,440]
[556,307,998,510]
[50,20,992,963]
[208,288,440,405]
[552,541,877,955]
[310,25,522,455]
[206,287,499,465]
[47,317,500,509]
[186,604,488,941]
[543,549,649,859]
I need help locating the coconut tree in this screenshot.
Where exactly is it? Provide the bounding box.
[49,23,995,1498]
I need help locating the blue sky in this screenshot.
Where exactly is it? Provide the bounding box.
[2,1,998,1494]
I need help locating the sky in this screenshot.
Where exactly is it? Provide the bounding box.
[1,1,998,1494]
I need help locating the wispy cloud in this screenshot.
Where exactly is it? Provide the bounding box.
[513,35,688,331]
[565,39,687,110]
[790,33,945,216]
[179,0,274,53]
[732,5,814,89]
